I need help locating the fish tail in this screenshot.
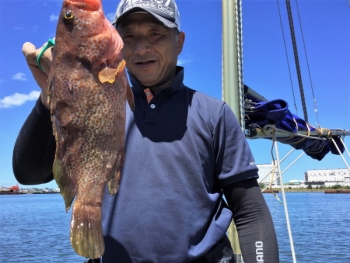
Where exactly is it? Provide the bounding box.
[70,202,105,259]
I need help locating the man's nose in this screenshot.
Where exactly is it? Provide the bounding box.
[134,37,151,55]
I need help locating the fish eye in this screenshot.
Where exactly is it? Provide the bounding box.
[63,10,75,22]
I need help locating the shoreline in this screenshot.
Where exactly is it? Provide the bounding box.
[263,188,350,193]
[0,191,60,195]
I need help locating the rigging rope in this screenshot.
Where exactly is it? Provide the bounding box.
[271,131,297,263]
[276,0,299,115]
[285,0,309,122]
[236,0,245,130]
[295,0,321,127]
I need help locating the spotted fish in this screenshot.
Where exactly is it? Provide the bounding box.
[48,0,134,258]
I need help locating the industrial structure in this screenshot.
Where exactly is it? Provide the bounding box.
[257,163,281,186]
[304,168,350,187]
[256,165,350,188]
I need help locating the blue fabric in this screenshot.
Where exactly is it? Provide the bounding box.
[100,68,259,263]
[245,98,345,160]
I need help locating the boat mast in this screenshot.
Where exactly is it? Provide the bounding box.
[222,0,244,131]
[222,1,244,262]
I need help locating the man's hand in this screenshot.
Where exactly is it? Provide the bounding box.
[22,41,54,109]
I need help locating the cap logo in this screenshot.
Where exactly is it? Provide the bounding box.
[115,0,181,30]
[118,0,175,19]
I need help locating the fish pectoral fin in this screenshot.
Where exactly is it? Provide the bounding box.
[98,59,126,84]
[98,67,118,84]
[107,152,123,196]
[47,83,52,106]
[70,202,104,259]
[108,170,121,196]
[47,71,54,106]
[53,158,77,211]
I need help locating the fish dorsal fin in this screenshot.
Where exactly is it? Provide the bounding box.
[98,59,126,84]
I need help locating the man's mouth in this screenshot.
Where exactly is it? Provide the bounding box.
[136,60,155,65]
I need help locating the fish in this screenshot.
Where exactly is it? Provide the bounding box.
[48,0,134,259]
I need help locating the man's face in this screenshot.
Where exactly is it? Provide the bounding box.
[117,13,185,88]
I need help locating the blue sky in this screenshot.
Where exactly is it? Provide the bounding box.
[0,0,349,189]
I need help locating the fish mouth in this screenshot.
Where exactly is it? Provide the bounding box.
[65,0,101,12]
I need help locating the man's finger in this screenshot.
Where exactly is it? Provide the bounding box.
[21,41,51,109]
[22,41,53,75]
[22,42,38,66]
[36,45,54,75]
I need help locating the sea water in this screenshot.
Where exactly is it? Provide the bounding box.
[0,193,349,262]
[265,192,350,263]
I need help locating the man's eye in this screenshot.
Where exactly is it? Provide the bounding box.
[122,35,133,39]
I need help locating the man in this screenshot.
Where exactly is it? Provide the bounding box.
[14,0,279,262]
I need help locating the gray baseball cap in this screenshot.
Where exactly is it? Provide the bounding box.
[113,0,181,31]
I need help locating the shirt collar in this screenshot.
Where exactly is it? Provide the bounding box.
[129,66,185,96]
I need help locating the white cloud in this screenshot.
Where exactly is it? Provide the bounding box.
[32,25,38,31]
[0,90,41,108]
[106,12,115,23]
[177,58,194,66]
[12,73,27,81]
[50,14,59,21]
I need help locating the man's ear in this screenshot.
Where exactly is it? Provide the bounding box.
[177,31,185,55]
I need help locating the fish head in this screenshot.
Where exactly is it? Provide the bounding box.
[64,0,101,12]
[55,0,123,70]
[59,0,104,37]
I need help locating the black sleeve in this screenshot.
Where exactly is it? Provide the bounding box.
[223,178,279,263]
[12,98,56,185]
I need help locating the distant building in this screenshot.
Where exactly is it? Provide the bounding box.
[257,163,280,186]
[305,168,350,187]
[287,180,303,185]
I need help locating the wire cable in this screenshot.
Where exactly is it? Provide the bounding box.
[236,0,245,130]
[285,0,309,123]
[276,0,299,115]
[295,0,321,127]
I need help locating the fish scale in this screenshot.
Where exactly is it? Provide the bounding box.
[48,0,134,258]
